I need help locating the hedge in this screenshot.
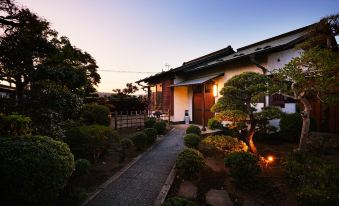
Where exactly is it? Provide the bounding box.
[0,135,74,205]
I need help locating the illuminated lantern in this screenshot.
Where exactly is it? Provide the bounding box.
[213,84,218,97]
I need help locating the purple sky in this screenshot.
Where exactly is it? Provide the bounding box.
[17,0,339,93]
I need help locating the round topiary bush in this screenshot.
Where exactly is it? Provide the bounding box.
[64,125,118,162]
[144,128,158,144]
[176,148,205,179]
[224,151,261,189]
[131,132,148,150]
[184,133,201,148]
[199,135,248,157]
[81,104,110,126]
[186,125,201,136]
[207,118,223,130]
[0,135,74,205]
[75,158,91,176]
[162,197,196,206]
[154,121,167,135]
[145,117,156,128]
[120,138,133,149]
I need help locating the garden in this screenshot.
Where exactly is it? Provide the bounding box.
[163,120,339,206]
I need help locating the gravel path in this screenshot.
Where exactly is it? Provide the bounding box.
[86,125,186,206]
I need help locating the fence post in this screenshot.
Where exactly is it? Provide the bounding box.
[168,109,170,125]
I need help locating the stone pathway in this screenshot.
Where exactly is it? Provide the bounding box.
[86,125,186,206]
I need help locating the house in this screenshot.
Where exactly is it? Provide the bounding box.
[137,25,339,133]
[0,84,15,98]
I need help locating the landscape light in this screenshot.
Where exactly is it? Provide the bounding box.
[213,84,218,97]
[267,155,274,163]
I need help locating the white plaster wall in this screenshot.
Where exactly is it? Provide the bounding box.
[173,86,189,122]
[267,48,301,71]
[214,65,263,103]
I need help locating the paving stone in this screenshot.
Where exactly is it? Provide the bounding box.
[205,189,233,206]
[243,200,261,206]
[177,181,198,200]
[86,125,186,206]
[205,157,226,172]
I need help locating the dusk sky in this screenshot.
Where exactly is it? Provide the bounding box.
[17,0,339,93]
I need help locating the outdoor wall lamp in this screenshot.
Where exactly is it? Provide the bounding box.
[213,84,218,97]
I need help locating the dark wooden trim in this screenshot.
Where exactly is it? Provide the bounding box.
[202,83,206,131]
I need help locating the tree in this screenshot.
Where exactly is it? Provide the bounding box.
[0,7,100,105]
[112,83,139,96]
[272,14,339,151]
[212,72,282,153]
[0,0,19,30]
[0,8,57,104]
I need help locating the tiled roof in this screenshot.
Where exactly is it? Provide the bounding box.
[137,25,312,83]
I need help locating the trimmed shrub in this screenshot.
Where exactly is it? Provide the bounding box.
[65,125,118,162]
[75,158,91,176]
[0,113,31,137]
[224,151,261,189]
[186,125,201,136]
[162,197,196,206]
[154,121,167,135]
[145,117,156,128]
[176,148,205,179]
[199,135,248,157]
[280,113,316,142]
[184,133,201,148]
[208,118,223,130]
[297,185,339,206]
[144,128,157,144]
[285,152,339,205]
[81,104,110,126]
[120,138,133,149]
[131,132,148,150]
[0,136,74,205]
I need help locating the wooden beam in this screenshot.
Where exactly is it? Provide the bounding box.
[202,83,206,131]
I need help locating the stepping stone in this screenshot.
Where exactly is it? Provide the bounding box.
[243,200,261,206]
[177,181,197,200]
[205,157,226,172]
[205,189,233,206]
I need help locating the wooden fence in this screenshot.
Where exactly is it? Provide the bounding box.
[111,110,170,129]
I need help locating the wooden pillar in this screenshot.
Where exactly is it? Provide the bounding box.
[202,83,206,131]
[169,86,172,124]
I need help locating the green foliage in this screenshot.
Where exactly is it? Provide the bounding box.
[145,117,156,128]
[0,135,74,205]
[64,125,117,162]
[154,121,167,135]
[199,135,248,157]
[162,197,196,206]
[81,104,110,126]
[280,113,316,142]
[186,125,201,136]
[184,133,201,148]
[0,113,31,136]
[285,152,339,206]
[120,138,133,149]
[143,128,157,144]
[207,118,223,130]
[297,185,339,206]
[75,159,91,176]
[176,148,205,179]
[224,151,261,189]
[131,132,148,150]
[213,72,270,119]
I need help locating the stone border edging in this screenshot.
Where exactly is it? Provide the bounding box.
[153,163,176,206]
[81,127,176,206]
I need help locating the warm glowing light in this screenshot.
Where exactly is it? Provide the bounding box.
[267,156,274,162]
[213,84,218,97]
